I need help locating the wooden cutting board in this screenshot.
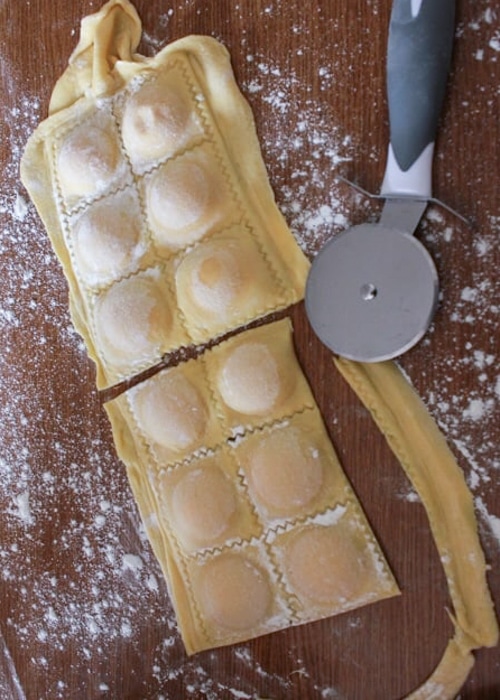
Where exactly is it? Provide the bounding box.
[1,1,498,697]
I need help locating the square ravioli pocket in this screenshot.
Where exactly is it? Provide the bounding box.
[205,318,316,435]
[153,449,262,555]
[53,105,132,212]
[90,266,190,383]
[269,502,398,622]
[66,188,149,289]
[182,541,292,651]
[140,143,243,256]
[112,357,222,465]
[116,63,207,174]
[174,225,291,342]
[233,408,351,524]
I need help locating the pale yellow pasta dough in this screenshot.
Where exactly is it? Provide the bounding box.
[146,154,212,247]
[334,358,498,699]
[245,427,324,515]
[106,319,399,653]
[177,239,250,314]
[21,0,310,389]
[284,525,368,605]
[93,273,171,364]
[196,553,273,631]
[152,448,262,556]
[169,464,238,546]
[121,358,224,466]
[21,0,405,662]
[235,408,350,524]
[121,74,202,163]
[132,368,208,452]
[71,190,142,283]
[58,122,121,199]
[218,343,282,415]
[175,227,285,341]
[206,319,318,436]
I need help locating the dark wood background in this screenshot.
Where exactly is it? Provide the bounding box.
[1,1,499,698]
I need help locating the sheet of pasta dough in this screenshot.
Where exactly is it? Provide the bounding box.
[106,320,400,654]
[19,0,497,690]
[20,0,400,657]
[20,0,310,389]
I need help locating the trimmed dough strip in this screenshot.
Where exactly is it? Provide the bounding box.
[333,357,498,698]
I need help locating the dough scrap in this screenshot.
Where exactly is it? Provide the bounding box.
[334,357,498,699]
[20,0,310,389]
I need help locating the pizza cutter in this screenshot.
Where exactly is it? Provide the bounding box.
[305,0,456,362]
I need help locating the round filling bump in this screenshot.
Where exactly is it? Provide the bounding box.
[170,463,237,546]
[146,156,211,248]
[284,526,367,605]
[121,79,193,162]
[176,240,247,317]
[198,553,272,631]
[218,342,284,415]
[246,427,324,515]
[72,195,142,281]
[133,370,207,452]
[94,275,171,364]
[58,123,121,199]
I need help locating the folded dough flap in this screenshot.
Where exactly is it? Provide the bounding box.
[49,0,143,114]
[106,319,400,654]
[21,0,310,390]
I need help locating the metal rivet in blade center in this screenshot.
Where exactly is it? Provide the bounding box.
[360,283,378,301]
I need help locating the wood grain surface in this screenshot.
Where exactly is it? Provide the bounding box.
[1,1,499,698]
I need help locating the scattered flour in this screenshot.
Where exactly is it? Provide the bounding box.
[240,55,357,256]
[475,498,500,549]
[1,2,498,699]
[0,92,179,697]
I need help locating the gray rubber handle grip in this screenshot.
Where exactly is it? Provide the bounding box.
[387,0,455,172]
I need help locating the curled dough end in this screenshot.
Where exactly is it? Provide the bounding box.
[333,357,498,699]
[49,0,142,114]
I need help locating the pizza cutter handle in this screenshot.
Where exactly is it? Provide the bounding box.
[380,0,455,199]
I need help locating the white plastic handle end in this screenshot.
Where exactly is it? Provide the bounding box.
[380,142,434,199]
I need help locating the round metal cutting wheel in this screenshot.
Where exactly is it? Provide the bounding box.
[305,223,439,362]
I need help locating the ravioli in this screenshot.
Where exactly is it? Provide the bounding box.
[22,3,495,691]
[21,1,310,389]
[106,320,399,653]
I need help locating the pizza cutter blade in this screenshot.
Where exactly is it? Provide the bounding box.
[305,214,438,363]
[305,0,456,362]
